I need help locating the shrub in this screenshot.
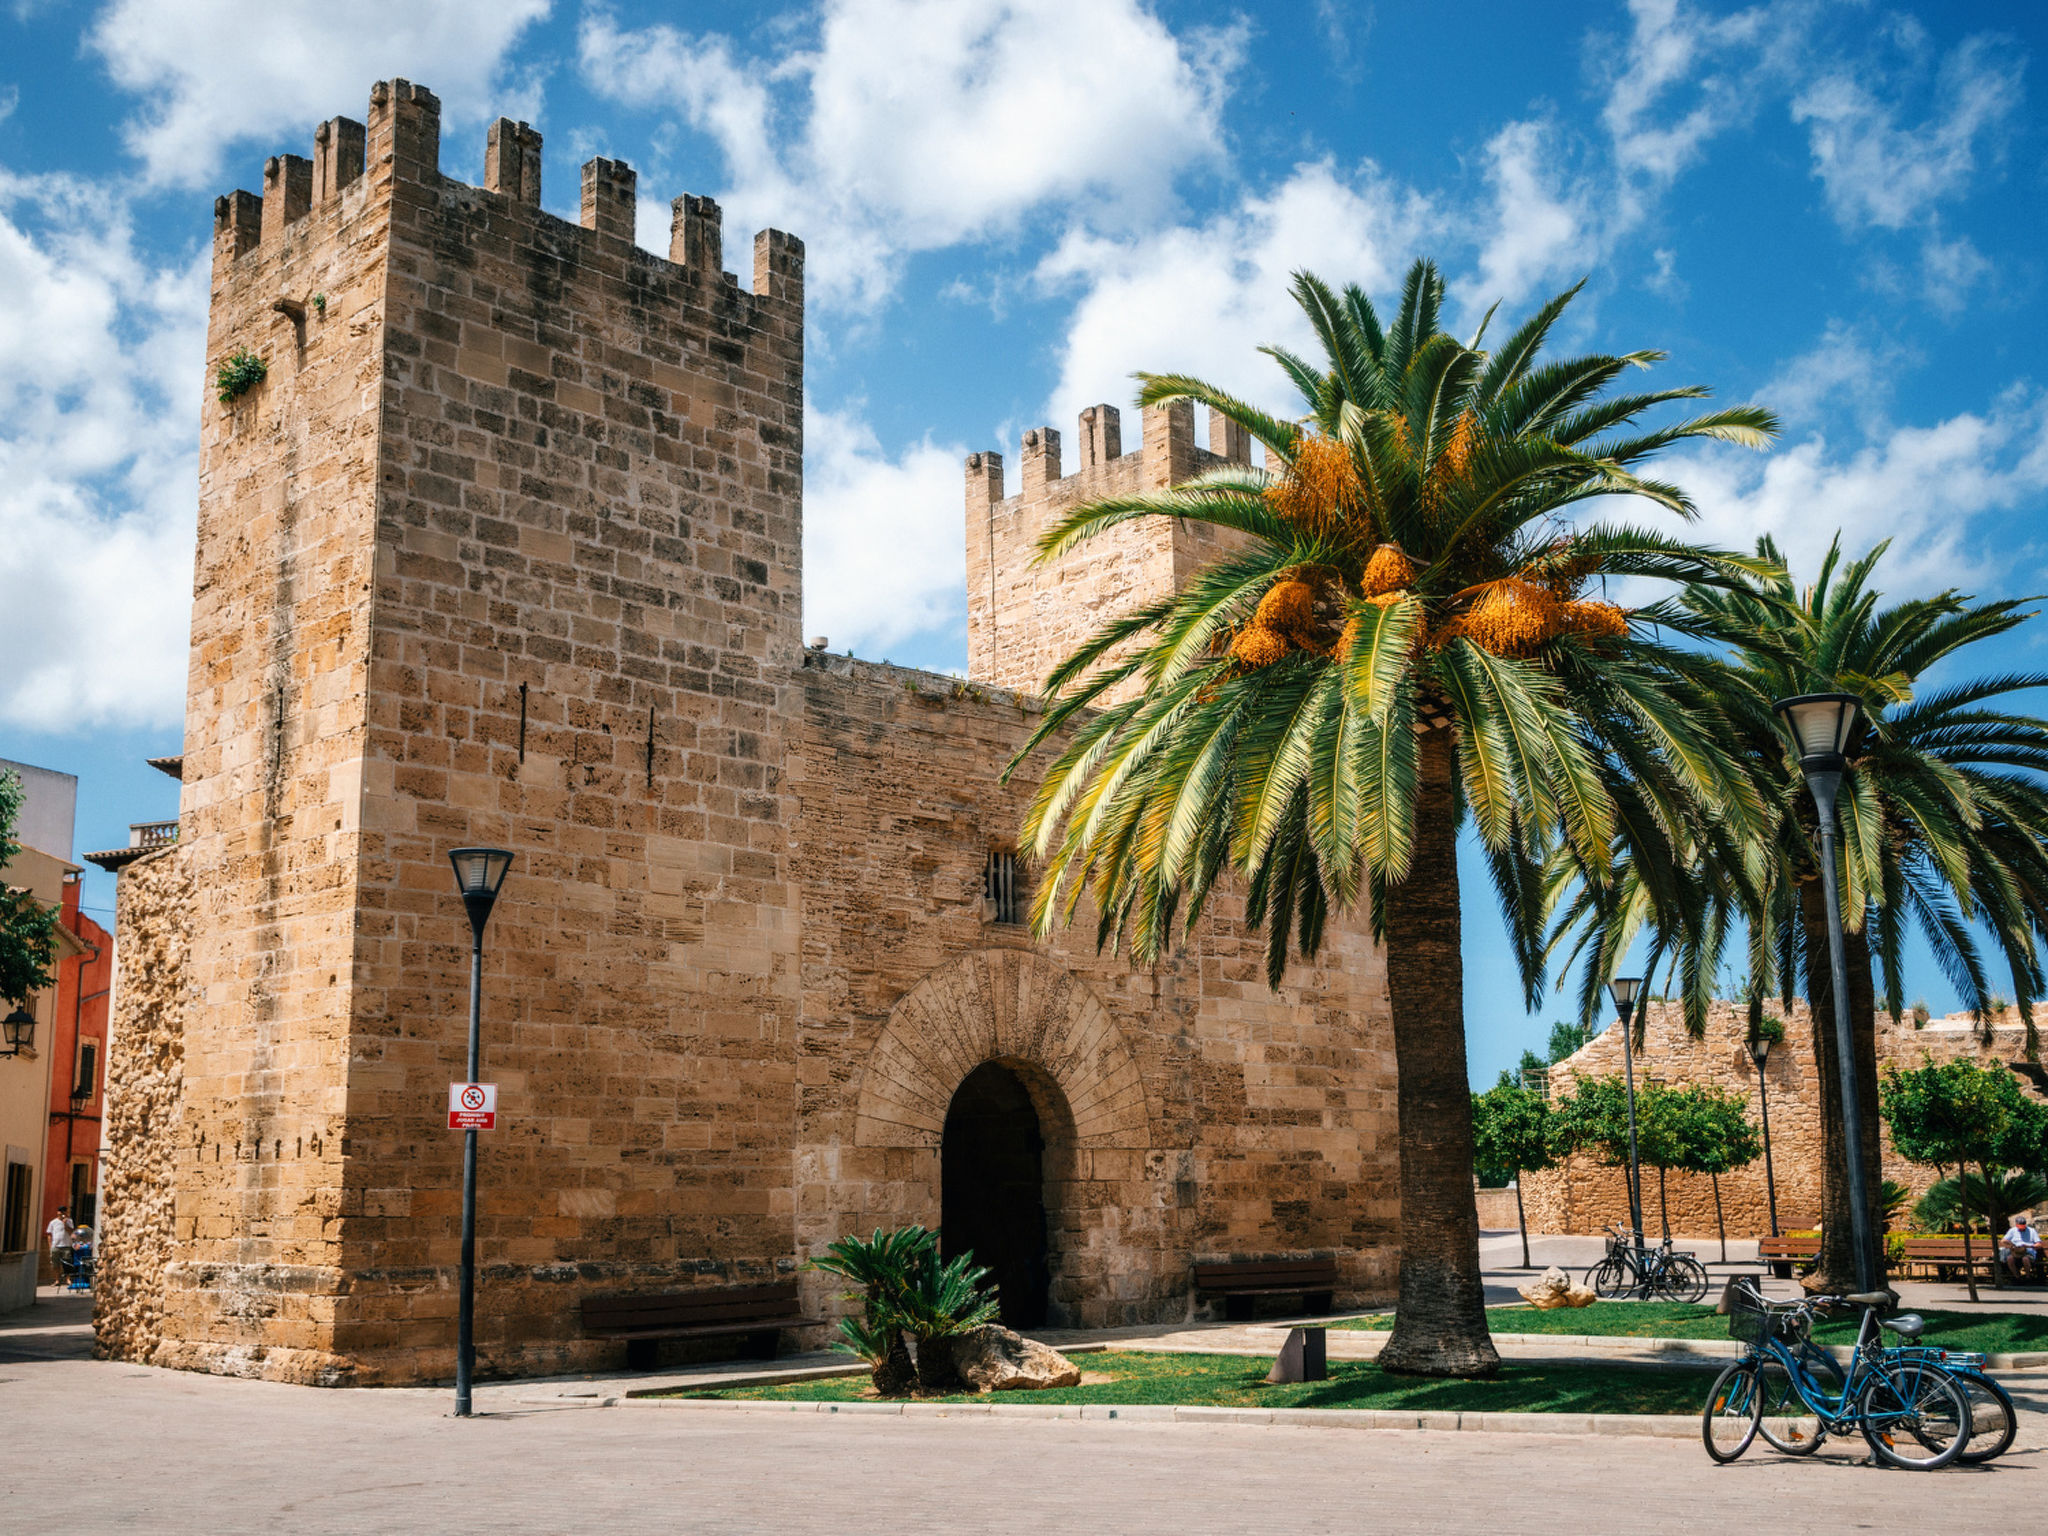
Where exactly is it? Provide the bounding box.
[215,348,268,405]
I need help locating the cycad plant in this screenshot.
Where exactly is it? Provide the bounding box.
[1010,261,1774,1375]
[810,1226,1001,1395]
[1553,536,2048,1290]
[812,1226,930,1396]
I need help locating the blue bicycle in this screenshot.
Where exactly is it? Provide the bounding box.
[1703,1281,1971,1468]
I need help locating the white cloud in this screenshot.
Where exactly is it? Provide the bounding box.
[801,405,966,658]
[1467,120,1597,311]
[92,0,552,188]
[1034,159,1432,437]
[1763,319,1912,434]
[580,0,1243,309]
[1791,33,2022,234]
[1668,386,2048,597]
[0,171,207,730]
[1599,0,1775,190]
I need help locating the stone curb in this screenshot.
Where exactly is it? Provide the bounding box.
[618,1394,1702,1439]
[1331,1331,2048,1372]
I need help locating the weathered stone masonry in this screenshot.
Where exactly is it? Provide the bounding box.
[1519,999,2048,1240]
[95,79,1398,1385]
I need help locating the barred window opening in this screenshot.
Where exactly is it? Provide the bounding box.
[985,848,1023,926]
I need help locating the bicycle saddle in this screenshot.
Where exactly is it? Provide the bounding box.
[1880,1312,1925,1338]
[1843,1291,1892,1305]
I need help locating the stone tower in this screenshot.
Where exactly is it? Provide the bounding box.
[119,79,807,1384]
[964,401,1253,697]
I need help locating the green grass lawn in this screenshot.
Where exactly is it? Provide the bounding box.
[679,1349,1714,1415]
[1336,1302,2048,1354]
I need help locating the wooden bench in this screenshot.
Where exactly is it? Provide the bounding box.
[580,1281,823,1370]
[1193,1258,1339,1321]
[1757,1236,1817,1279]
[1898,1237,1999,1283]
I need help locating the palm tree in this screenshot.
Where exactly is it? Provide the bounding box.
[1552,536,2048,1290]
[1008,262,1775,1375]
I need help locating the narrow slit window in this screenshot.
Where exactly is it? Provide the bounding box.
[985,848,1023,926]
[75,1041,97,1101]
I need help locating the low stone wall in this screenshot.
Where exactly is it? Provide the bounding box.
[93,847,190,1365]
[1475,1186,1521,1230]
[1520,1000,2043,1240]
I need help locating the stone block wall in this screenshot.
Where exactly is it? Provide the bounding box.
[99,79,812,1385]
[1518,999,2048,1240]
[93,848,191,1363]
[789,654,1398,1324]
[96,75,1401,1388]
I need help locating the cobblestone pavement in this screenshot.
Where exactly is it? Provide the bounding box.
[4,1294,2040,1535]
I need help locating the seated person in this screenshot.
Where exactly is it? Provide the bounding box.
[2000,1212,2040,1280]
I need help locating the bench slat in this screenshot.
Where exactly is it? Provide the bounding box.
[580,1282,808,1334]
[1192,1259,1339,1294]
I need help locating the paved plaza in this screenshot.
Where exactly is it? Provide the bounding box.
[7,1259,2043,1536]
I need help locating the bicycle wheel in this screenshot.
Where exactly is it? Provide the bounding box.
[1859,1365,1969,1470]
[1702,1361,1762,1463]
[1951,1370,2017,1465]
[1587,1256,1630,1299]
[1754,1356,1825,1456]
[1658,1255,1709,1304]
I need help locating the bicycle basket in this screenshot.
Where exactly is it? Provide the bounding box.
[1727,1290,1771,1345]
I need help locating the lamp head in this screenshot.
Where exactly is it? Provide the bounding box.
[1607,975,1644,1016]
[1748,1033,1772,1067]
[2,1006,34,1054]
[448,847,514,936]
[1773,693,1864,774]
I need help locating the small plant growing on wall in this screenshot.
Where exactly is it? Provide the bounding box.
[215,349,267,406]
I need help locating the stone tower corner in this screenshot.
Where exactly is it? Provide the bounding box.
[964,399,1255,698]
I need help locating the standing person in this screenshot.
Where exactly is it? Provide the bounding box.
[44,1206,75,1284]
[2001,1212,2041,1283]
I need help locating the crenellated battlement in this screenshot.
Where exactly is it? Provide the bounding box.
[206,77,804,312]
[964,400,1256,698]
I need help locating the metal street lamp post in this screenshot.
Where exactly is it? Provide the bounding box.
[449,846,514,1419]
[1748,1033,1781,1238]
[1607,976,1648,1253]
[1773,692,1876,1295]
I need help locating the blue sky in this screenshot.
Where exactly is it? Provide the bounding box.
[1,0,2044,1085]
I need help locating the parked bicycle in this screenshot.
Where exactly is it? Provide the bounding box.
[1584,1225,1709,1303]
[1703,1279,1972,1468]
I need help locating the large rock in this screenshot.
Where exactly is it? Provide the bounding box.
[1518,1264,1597,1310]
[949,1325,1082,1391]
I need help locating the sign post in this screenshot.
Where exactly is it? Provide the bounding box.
[447,847,513,1419]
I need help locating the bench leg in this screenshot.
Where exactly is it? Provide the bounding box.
[625,1338,659,1371]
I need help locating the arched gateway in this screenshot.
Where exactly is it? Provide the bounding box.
[854,950,1153,1324]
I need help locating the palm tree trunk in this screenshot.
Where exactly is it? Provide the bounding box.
[1377,725,1498,1377]
[1514,1176,1529,1271]
[1799,878,1885,1294]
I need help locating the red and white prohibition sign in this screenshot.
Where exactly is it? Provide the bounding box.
[448,1082,498,1130]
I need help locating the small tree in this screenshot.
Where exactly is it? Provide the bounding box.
[1631,1084,1693,1244]
[1549,1076,1640,1234]
[1667,1085,1762,1263]
[1880,1060,2034,1300]
[0,770,59,1008]
[1470,1083,1556,1268]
